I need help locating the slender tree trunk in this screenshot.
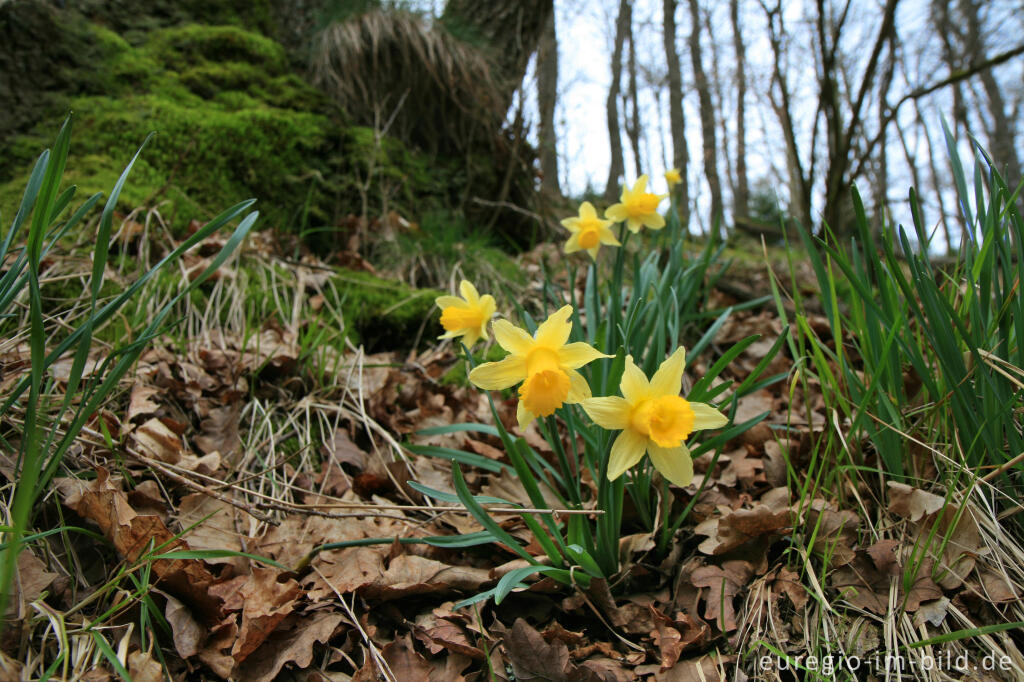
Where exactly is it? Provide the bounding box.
[931,0,970,137]
[604,0,630,201]
[537,10,560,194]
[662,0,690,231]
[707,8,734,215]
[626,15,643,179]
[729,0,749,218]
[686,0,723,237]
[761,0,812,231]
[872,31,897,236]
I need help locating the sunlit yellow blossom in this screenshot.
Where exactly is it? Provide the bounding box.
[469,305,610,429]
[665,168,681,187]
[435,280,496,348]
[580,348,727,487]
[561,202,620,260]
[605,175,668,233]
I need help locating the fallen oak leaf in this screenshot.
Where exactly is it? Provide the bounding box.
[232,567,302,663]
[58,468,223,624]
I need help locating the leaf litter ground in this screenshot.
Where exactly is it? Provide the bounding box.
[3,229,1023,681]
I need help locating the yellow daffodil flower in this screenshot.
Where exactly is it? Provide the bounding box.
[581,347,727,487]
[605,175,668,233]
[561,201,620,260]
[435,280,496,348]
[665,168,681,188]
[469,305,609,429]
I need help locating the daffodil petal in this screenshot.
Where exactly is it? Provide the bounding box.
[459,280,480,303]
[597,225,621,245]
[566,369,592,403]
[650,347,687,396]
[492,319,533,355]
[579,201,598,220]
[468,356,526,390]
[626,218,643,234]
[691,402,728,430]
[645,214,666,230]
[516,401,535,431]
[587,246,599,260]
[435,296,466,310]
[580,396,630,429]
[534,305,573,348]
[607,429,648,480]
[565,233,582,253]
[561,216,580,231]
[605,204,628,222]
[619,355,650,403]
[648,442,694,487]
[558,342,608,369]
[634,175,649,194]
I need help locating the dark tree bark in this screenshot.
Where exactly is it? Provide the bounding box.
[626,13,643,178]
[686,0,723,236]
[604,0,631,201]
[729,0,749,218]
[537,9,560,194]
[442,0,553,112]
[662,0,690,230]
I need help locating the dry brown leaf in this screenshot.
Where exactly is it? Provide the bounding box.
[379,634,432,682]
[887,482,945,522]
[133,417,184,464]
[60,468,223,624]
[127,384,162,421]
[194,403,241,460]
[690,561,753,631]
[235,612,345,682]
[323,428,369,470]
[232,567,301,662]
[163,593,204,658]
[8,549,57,617]
[177,493,246,573]
[504,618,571,682]
[127,649,164,682]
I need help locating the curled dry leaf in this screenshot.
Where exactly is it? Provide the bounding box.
[177,493,246,573]
[232,567,302,662]
[887,482,945,522]
[59,468,223,624]
[132,417,184,464]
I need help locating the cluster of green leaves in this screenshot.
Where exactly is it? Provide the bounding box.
[780,126,1022,504]
[0,117,256,618]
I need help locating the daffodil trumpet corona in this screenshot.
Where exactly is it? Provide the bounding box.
[468,305,610,430]
[581,347,728,488]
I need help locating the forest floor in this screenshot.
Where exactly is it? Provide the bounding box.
[2,218,1023,682]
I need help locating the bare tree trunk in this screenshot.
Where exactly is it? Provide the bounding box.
[931,0,970,136]
[729,0,750,218]
[626,10,643,178]
[816,0,900,237]
[959,0,1022,185]
[537,10,560,194]
[871,30,897,236]
[604,0,630,201]
[707,8,734,217]
[686,0,723,237]
[761,0,812,231]
[662,0,690,231]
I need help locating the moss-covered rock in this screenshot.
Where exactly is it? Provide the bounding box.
[324,269,441,351]
[0,21,341,234]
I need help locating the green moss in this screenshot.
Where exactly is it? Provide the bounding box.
[325,269,441,351]
[0,22,338,235]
